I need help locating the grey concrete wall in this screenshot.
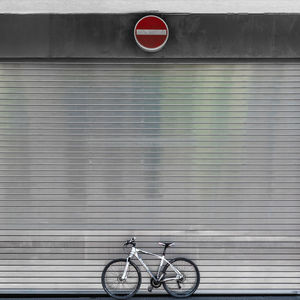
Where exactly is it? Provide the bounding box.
[1,14,300,58]
[1,0,300,14]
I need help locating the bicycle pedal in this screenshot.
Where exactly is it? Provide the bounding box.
[148,285,153,292]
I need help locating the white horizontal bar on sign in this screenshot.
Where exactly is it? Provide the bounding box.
[136,29,167,35]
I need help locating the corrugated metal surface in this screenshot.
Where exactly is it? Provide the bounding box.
[0,60,299,293]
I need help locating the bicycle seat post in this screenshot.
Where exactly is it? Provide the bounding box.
[162,245,167,256]
[158,242,175,256]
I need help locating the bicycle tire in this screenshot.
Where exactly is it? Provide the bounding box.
[101,258,142,299]
[162,257,200,298]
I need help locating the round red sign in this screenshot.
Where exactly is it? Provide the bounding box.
[134,15,169,52]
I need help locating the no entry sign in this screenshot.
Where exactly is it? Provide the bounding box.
[134,15,169,52]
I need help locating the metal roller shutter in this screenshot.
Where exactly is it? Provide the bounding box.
[0,60,299,294]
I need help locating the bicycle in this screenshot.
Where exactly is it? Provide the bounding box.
[101,237,200,299]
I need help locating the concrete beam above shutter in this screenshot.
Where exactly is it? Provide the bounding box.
[0,14,300,58]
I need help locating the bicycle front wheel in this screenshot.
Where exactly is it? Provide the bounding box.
[162,257,200,297]
[101,258,141,299]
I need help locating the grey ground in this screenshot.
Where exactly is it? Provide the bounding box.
[1,295,300,300]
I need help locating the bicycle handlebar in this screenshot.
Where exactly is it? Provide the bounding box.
[123,237,136,247]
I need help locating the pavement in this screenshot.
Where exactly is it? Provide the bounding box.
[1,295,300,300]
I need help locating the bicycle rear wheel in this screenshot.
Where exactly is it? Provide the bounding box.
[162,257,200,297]
[101,258,141,299]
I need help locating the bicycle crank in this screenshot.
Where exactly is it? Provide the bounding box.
[148,278,161,292]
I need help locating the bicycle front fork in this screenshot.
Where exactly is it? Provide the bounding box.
[121,259,130,280]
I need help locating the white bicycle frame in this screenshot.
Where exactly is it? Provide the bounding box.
[121,246,183,282]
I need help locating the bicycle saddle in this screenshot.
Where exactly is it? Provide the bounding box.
[158,242,175,247]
